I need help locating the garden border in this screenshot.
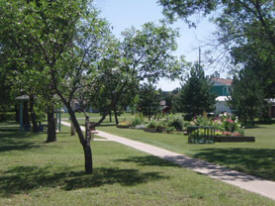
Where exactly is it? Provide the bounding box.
[214,136,255,142]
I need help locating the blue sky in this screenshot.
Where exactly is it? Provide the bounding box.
[94,0,218,91]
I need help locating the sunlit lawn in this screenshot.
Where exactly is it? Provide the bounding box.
[62,112,136,122]
[98,123,275,181]
[0,122,274,205]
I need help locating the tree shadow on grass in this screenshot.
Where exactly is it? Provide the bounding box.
[193,148,275,181]
[0,166,167,197]
[0,128,41,153]
[115,155,180,168]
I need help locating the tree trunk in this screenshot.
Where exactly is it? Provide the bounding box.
[71,119,76,136]
[15,104,19,123]
[95,112,107,126]
[23,101,30,126]
[109,111,112,122]
[84,116,93,174]
[114,108,119,125]
[83,142,93,174]
[29,95,39,132]
[82,142,93,174]
[46,105,56,142]
[67,106,93,174]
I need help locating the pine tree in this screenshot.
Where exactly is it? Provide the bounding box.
[137,84,160,120]
[230,68,265,125]
[180,65,216,116]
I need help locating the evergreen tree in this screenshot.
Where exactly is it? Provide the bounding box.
[180,65,216,116]
[230,68,265,125]
[137,84,160,120]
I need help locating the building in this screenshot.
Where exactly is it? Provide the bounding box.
[211,78,233,114]
[266,99,275,118]
[211,78,232,96]
[215,96,232,114]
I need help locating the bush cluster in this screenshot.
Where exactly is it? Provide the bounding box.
[145,115,186,133]
[0,112,15,122]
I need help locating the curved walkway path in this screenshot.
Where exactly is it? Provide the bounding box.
[61,121,275,201]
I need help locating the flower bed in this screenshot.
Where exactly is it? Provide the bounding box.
[117,121,131,128]
[214,136,255,142]
[143,128,158,133]
[187,114,256,144]
[189,114,245,136]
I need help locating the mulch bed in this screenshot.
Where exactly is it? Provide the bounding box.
[116,125,131,129]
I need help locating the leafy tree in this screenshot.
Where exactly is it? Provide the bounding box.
[120,21,182,82]
[159,0,275,48]
[88,38,139,125]
[137,84,161,119]
[45,6,111,174]
[0,66,13,113]
[230,68,265,125]
[0,1,184,174]
[0,0,105,173]
[180,64,216,116]
[230,26,275,98]
[159,0,275,99]
[90,22,184,124]
[0,0,75,140]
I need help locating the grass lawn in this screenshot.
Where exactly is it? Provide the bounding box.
[98,124,275,182]
[62,112,136,122]
[0,122,274,205]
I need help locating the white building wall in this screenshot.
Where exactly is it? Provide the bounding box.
[215,101,232,114]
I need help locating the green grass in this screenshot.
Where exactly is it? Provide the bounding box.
[62,112,138,127]
[0,122,274,205]
[62,112,135,120]
[98,124,275,181]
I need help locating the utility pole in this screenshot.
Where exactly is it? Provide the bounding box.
[199,47,201,70]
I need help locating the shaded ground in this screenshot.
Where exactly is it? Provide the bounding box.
[193,148,275,181]
[0,122,41,153]
[0,165,166,197]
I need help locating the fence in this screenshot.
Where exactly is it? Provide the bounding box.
[187,126,215,144]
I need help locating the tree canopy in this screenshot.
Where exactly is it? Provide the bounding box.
[179,64,216,116]
[0,0,186,173]
[159,0,275,99]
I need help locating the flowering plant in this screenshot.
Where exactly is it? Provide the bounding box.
[191,114,244,136]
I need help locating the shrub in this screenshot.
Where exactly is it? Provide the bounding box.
[168,118,183,131]
[166,126,175,133]
[183,121,191,128]
[215,130,223,136]
[156,121,167,132]
[146,120,169,132]
[147,121,157,129]
[223,119,236,132]
[0,112,15,122]
[184,113,193,121]
[191,116,212,127]
[131,115,143,127]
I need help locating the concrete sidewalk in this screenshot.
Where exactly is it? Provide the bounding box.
[61,121,275,201]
